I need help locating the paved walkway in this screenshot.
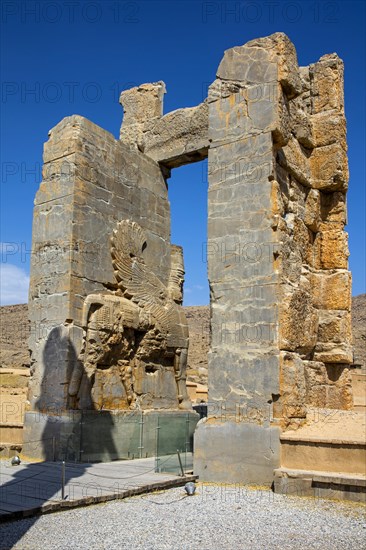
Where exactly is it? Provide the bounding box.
[0,457,196,521]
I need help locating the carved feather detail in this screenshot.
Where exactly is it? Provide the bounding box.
[111,220,170,330]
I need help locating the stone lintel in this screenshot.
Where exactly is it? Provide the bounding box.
[119,83,209,168]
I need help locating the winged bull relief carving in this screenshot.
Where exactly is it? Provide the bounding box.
[68,220,191,411]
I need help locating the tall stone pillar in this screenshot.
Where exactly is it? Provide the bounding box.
[194,33,352,484]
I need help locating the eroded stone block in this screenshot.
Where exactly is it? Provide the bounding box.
[310,111,347,149]
[314,342,353,364]
[279,286,318,354]
[304,361,353,409]
[142,102,209,166]
[314,229,349,269]
[304,188,321,231]
[120,82,165,125]
[318,310,352,343]
[310,272,351,311]
[277,137,311,187]
[310,54,344,114]
[309,143,348,191]
[274,352,307,425]
[321,192,347,224]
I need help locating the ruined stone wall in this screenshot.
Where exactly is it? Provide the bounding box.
[27,115,189,413]
[119,82,209,168]
[204,34,353,427]
[194,33,352,483]
[274,49,353,425]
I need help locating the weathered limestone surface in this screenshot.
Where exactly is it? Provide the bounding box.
[27,115,192,419]
[194,32,353,483]
[304,361,353,409]
[273,40,352,420]
[24,32,353,476]
[120,83,209,168]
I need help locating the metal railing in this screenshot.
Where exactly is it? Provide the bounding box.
[20,410,197,476]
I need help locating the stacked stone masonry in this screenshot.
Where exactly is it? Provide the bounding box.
[201,34,352,431]
[194,33,352,483]
[24,33,352,478]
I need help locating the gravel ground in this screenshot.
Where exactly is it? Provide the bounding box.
[1,484,365,550]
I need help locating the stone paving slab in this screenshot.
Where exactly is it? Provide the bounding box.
[0,458,197,522]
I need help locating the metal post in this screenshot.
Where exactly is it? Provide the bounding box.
[138,412,144,459]
[155,416,160,473]
[79,410,83,462]
[177,450,184,477]
[185,415,190,471]
[61,461,66,500]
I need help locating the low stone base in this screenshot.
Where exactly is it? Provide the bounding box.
[22,410,199,462]
[193,419,281,486]
[274,467,366,503]
[281,436,366,475]
[0,423,23,446]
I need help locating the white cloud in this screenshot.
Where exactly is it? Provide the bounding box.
[0,264,29,305]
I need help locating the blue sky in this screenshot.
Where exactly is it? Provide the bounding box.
[1,0,365,306]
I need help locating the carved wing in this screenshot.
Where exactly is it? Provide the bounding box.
[111,220,169,326]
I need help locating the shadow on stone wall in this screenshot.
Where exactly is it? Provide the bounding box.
[0,325,117,545]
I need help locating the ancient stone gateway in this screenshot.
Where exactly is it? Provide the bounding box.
[24,33,353,485]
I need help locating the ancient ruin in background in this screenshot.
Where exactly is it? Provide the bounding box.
[22,33,360,493]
